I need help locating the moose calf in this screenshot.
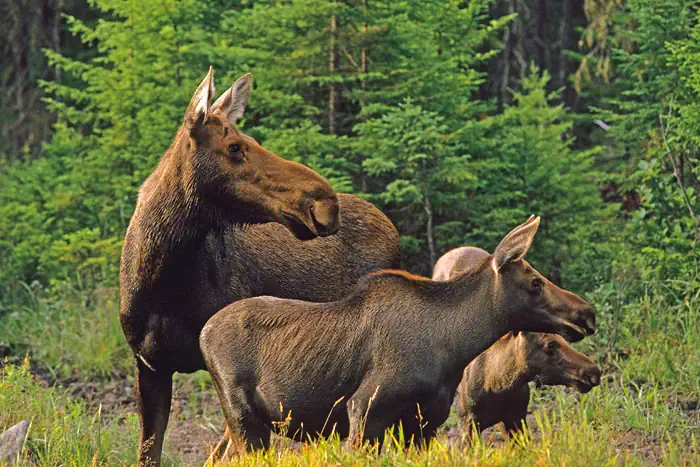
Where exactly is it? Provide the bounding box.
[456,331,601,438]
[433,246,601,439]
[200,216,596,455]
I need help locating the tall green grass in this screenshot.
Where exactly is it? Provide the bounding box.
[584,279,700,397]
[0,359,138,466]
[2,358,696,466]
[0,360,196,466]
[0,284,131,379]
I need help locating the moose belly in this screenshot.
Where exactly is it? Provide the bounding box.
[258,385,353,440]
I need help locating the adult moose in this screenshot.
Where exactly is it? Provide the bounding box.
[200,216,596,456]
[119,67,400,466]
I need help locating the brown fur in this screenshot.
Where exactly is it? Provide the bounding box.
[456,331,601,438]
[118,69,400,466]
[199,217,596,456]
[433,246,600,438]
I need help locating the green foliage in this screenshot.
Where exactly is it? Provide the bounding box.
[355,99,476,270]
[451,68,610,286]
[593,0,700,292]
[585,279,700,397]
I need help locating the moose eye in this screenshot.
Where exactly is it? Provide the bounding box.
[545,340,557,352]
[531,278,543,292]
[228,143,243,161]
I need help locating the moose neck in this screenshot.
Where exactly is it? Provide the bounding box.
[432,263,523,374]
[132,129,227,283]
[480,335,531,393]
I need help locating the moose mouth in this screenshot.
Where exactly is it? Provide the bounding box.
[571,377,595,394]
[556,318,588,343]
[282,211,319,241]
[573,316,596,337]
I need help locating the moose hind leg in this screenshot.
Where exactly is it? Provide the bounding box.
[135,357,173,467]
[205,425,232,465]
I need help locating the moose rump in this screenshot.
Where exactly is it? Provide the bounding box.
[201,296,372,444]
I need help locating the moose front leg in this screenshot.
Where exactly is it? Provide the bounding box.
[135,357,173,466]
[346,384,407,453]
[502,415,527,440]
[502,393,529,441]
[208,373,271,457]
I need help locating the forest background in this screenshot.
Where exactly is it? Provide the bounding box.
[0,0,698,465]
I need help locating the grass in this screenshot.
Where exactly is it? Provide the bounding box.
[1,354,697,465]
[582,280,700,397]
[203,377,698,466]
[0,359,194,466]
[203,380,699,466]
[0,358,138,466]
[0,279,697,465]
[0,284,131,380]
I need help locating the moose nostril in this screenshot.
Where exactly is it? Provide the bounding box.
[310,197,340,237]
[586,316,596,335]
[579,308,596,335]
[586,369,601,387]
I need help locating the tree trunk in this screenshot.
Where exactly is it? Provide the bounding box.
[329,2,338,134]
[558,0,572,91]
[53,1,62,84]
[500,0,514,107]
[423,190,436,270]
[359,0,368,192]
[532,0,545,70]
[514,0,527,81]
[361,0,367,91]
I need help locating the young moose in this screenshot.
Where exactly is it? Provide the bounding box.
[119,68,399,465]
[457,331,601,439]
[434,246,601,438]
[200,216,596,455]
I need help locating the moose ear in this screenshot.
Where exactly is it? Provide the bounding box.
[184,66,215,134]
[212,73,252,123]
[492,216,541,272]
